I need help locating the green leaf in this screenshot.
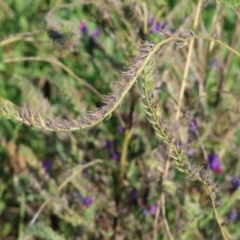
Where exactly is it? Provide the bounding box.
[24,225,66,240]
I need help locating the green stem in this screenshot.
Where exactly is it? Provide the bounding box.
[1,35,239,132]
[142,61,230,240]
[207,185,231,239]
[18,192,25,240]
[119,128,133,185]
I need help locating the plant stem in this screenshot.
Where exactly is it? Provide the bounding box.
[18,192,25,240]
[119,128,133,184]
[175,0,202,120]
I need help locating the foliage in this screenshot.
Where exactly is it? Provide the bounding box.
[0,0,240,239]
[24,225,65,240]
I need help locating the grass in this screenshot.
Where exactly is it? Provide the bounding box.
[0,0,240,239]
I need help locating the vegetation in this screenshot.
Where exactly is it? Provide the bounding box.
[0,0,240,239]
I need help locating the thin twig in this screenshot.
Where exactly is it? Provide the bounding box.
[214,16,239,107]
[0,30,44,46]
[119,128,133,184]
[18,192,25,240]
[175,1,202,120]
[161,194,174,240]
[153,158,173,240]
[207,185,231,239]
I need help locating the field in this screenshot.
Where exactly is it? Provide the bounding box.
[0,0,240,239]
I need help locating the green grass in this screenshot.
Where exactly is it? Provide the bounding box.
[0,0,240,239]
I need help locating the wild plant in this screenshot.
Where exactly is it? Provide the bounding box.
[0,0,240,239]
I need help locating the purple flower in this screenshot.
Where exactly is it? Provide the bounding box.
[148,16,154,26]
[151,22,161,33]
[79,195,85,203]
[79,21,88,36]
[110,152,118,161]
[92,28,101,38]
[150,203,158,216]
[151,21,168,33]
[103,139,119,161]
[85,196,93,207]
[207,153,222,174]
[175,141,182,151]
[79,195,93,208]
[189,118,197,133]
[118,124,125,134]
[187,149,196,157]
[228,210,238,221]
[161,21,168,29]
[129,188,138,205]
[42,160,52,173]
[79,21,101,39]
[230,176,240,195]
[103,140,112,150]
[142,208,149,216]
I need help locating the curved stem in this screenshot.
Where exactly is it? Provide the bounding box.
[1,35,240,132]
[0,30,44,46]
[207,185,230,239]
[141,59,230,240]
[119,128,133,184]
[18,192,25,240]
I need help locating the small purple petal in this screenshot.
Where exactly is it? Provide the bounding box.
[79,21,88,36]
[79,195,85,203]
[92,28,101,38]
[129,188,138,205]
[42,160,52,173]
[151,22,161,33]
[85,196,93,207]
[161,21,168,30]
[202,163,208,170]
[118,124,125,134]
[129,188,137,199]
[103,140,112,150]
[189,118,197,133]
[228,210,238,221]
[175,141,182,150]
[150,203,158,216]
[187,149,196,157]
[110,152,118,161]
[148,16,154,26]
[142,208,149,216]
[207,154,222,174]
[230,175,240,194]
